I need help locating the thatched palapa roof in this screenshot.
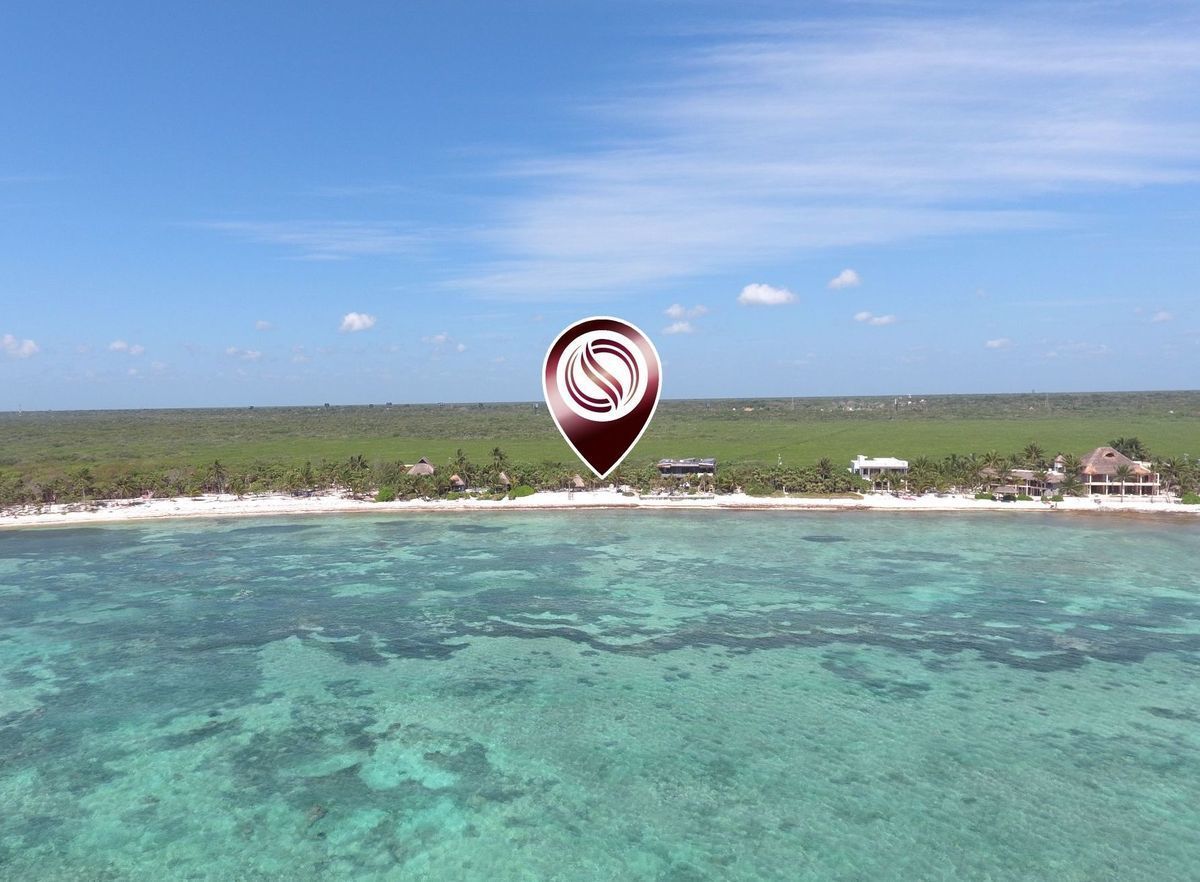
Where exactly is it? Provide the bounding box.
[498,471,511,487]
[407,457,435,476]
[1079,447,1150,477]
[571,474,586,489]
[449,473,465,487]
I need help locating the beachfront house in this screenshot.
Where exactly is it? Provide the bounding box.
[407,457,436,477]
[979,467,1065,498]
[657,458,717,476]
[850,454,909,491]
[449,473,466,491]
[1078,446,1161,496]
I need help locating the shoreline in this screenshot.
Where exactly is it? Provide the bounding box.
[2,489,1198,530]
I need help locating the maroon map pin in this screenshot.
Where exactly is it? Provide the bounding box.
[543,316,662,479]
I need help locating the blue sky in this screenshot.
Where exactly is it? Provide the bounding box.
[2,0,1198,409]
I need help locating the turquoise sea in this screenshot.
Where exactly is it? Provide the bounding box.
[1,512,1198,881]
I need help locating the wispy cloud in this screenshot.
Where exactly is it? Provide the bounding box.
[422,331,467,354]
[663,320,695,334]
[664,303,709,319]
[225,346,263,361]
[255,320,273,331]
[985,337,1014,349]
[1150,310,1174,323]
[828,269,861,290]
[1044,340,1111,359]
[456,11,1200,298]
[738,283,795,306]
[340,312,377,332]
[109,340,145,355]
[2,333,39,358]
[202,221,422,261]
[854,311,897,326]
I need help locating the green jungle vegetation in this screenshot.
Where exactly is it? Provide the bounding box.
[1,391,1198,505]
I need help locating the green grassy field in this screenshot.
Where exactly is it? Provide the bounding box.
[2,391,1197,481]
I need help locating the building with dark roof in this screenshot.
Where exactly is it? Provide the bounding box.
[657,458,716,476]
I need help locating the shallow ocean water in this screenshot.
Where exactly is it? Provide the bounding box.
[1,511,1198,881]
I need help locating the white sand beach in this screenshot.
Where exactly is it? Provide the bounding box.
[2,488,1197,529]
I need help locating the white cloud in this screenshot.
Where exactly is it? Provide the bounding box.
[663,321,696,335]
[985,337,1014,349]
[738,283,795,306]
[1150,310,1174,323]
[854,311,897,326]
[225,347,263,361]
[422,332,467,353]
[456,13,1200,299]
[109,339,144,355]
[255,320,273,331]
[665,303,709,319]
[828,269,861,290]
[2,333,39,358]
[340,312,377,333]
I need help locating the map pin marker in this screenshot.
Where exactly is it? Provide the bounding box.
[543,316,662,480]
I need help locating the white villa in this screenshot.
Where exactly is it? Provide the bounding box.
[850,454,909,491]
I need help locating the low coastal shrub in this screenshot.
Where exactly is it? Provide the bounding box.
[1017,493,1033,501]
[509,485,536,499]
[374,486,396,502]
[1183,492,1200,505]
[974,491,995,500]
[1050,493,1064,502]
[445,491,468,500]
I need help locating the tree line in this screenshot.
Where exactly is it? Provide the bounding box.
[1,438,1196,508]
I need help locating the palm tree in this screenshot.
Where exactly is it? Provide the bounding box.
[490,446,508,472]
[452,448,472,485]
[1060,453,1082,476]
[1023,443,1045,467]
[1061,474,1084,497]
[69,467,96,501]
[1109,437,1149,461]
[208,460,228,494]
[1156,458,1182,495]
[344,454,370,498]
[1113,464,1133,499]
